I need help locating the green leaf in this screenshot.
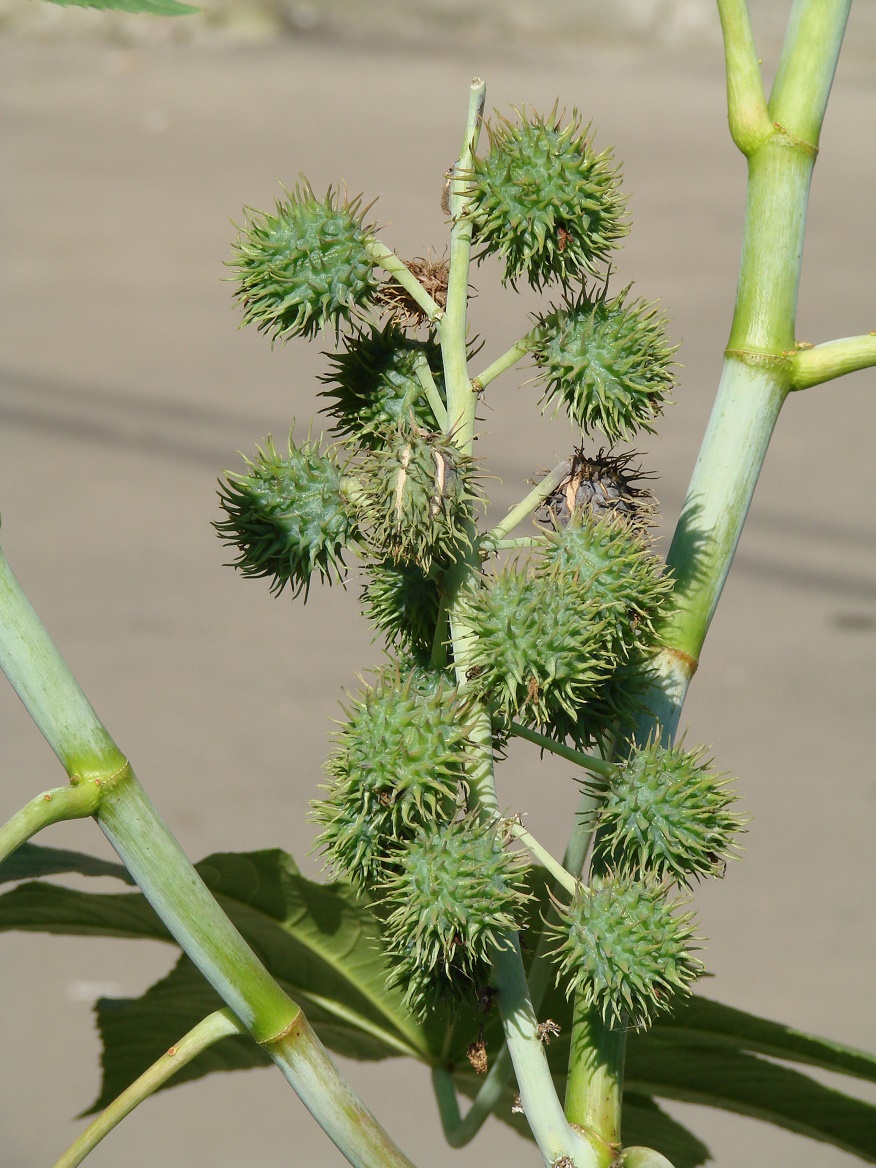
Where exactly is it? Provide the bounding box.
[0,842,133,886]
[625,1041,876,1162]
[651,994,876,1083]
[6,847,875,1163]
[44,0,198,15]
[0,849,439,1068]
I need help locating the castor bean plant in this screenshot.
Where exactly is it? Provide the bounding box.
[1,2,875,1167]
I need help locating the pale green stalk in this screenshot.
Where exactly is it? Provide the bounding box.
[565,1003,625,1164]
[442,78,486,446]
[0,781,102,864]
[644,0,852,741]
[509,722,614,780]
[563,0,853,1150]
[0,543,419,1168]
[507,820,578,896]
[716,0,772,153]
[471,332,535,394]
[365,241,444,322]
[482,536,547,552]
[411,350,448,429]
[55,1010,245,1168]
[486,460,571,543]
[790,334,876,389]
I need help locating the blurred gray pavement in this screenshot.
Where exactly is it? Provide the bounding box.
[1,23,875,1168]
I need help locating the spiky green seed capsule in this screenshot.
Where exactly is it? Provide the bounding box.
[361,560,442,656]
[532,291,676,443]
[230,180,378,341]
[356,426,479,572]
[468,108,628,289]
[540,648,656,752]
[540,513,673,649]
[313,666,467,886]
[591,740,745,885]
[320,325,443,446]
[215,434,356,597]
[548,874,702,1029]
[382,818,529,1015]
[460,566,616,726]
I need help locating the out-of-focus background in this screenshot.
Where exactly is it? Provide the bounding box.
[1,2,874,1166]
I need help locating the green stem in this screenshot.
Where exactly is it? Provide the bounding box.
[471,333,535,394]
[0,547,419,1168]
[0,546,127,781]
[55,1010,245,1168]
[491,939,600,1168]
[648,0,851,739]
[716,0,772,154]
[565,1002,625,1160]
[487,460,571,543]
[481,536,547,553]
[790,333,876,389]
[365,240,443,322]
[0,781,102,864]
[509,722,614,779]
[768,0,852,149]
[411,350,448,430]
[507,820,578,896]
[442,78,486,449]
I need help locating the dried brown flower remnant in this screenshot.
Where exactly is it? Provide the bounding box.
[537,1019,562,1044]
[376,254,450,328]
[536,447,656,532]
[467,1036,488,1075]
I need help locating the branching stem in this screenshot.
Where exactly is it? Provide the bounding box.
[472,332,536,393]
[790,333,876,389]
[54,1009,245,1168]
[365,240,444,322]
[487,460,571,544]
[716,0,772,154]
[0,781,102,865]
[411,349,448,429]
[509,722,614,779]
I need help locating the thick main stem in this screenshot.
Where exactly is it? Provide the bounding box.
[565,1002,625,1162]
[0,545,418,1168]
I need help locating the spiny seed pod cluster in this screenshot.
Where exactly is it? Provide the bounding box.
[531,289,677,444]
[467,107,628,289]
[215,433,357,597]
[355,425,479,572]
[381,817,530,1016]
[589,739,746,885]
[312,666,468,887]
[547,875,702,1029]
[319,325,443,444]
[230,180,378,342]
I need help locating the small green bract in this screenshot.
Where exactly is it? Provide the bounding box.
[382,817,529,1015]
[230,179,378,341]
[468,107,628,289]
[215,433,356,597]
[532,290,677,443]
[548,874,702,1029]
[313,666,467,886]
[320,324,443,446]
[590,739,745,884]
